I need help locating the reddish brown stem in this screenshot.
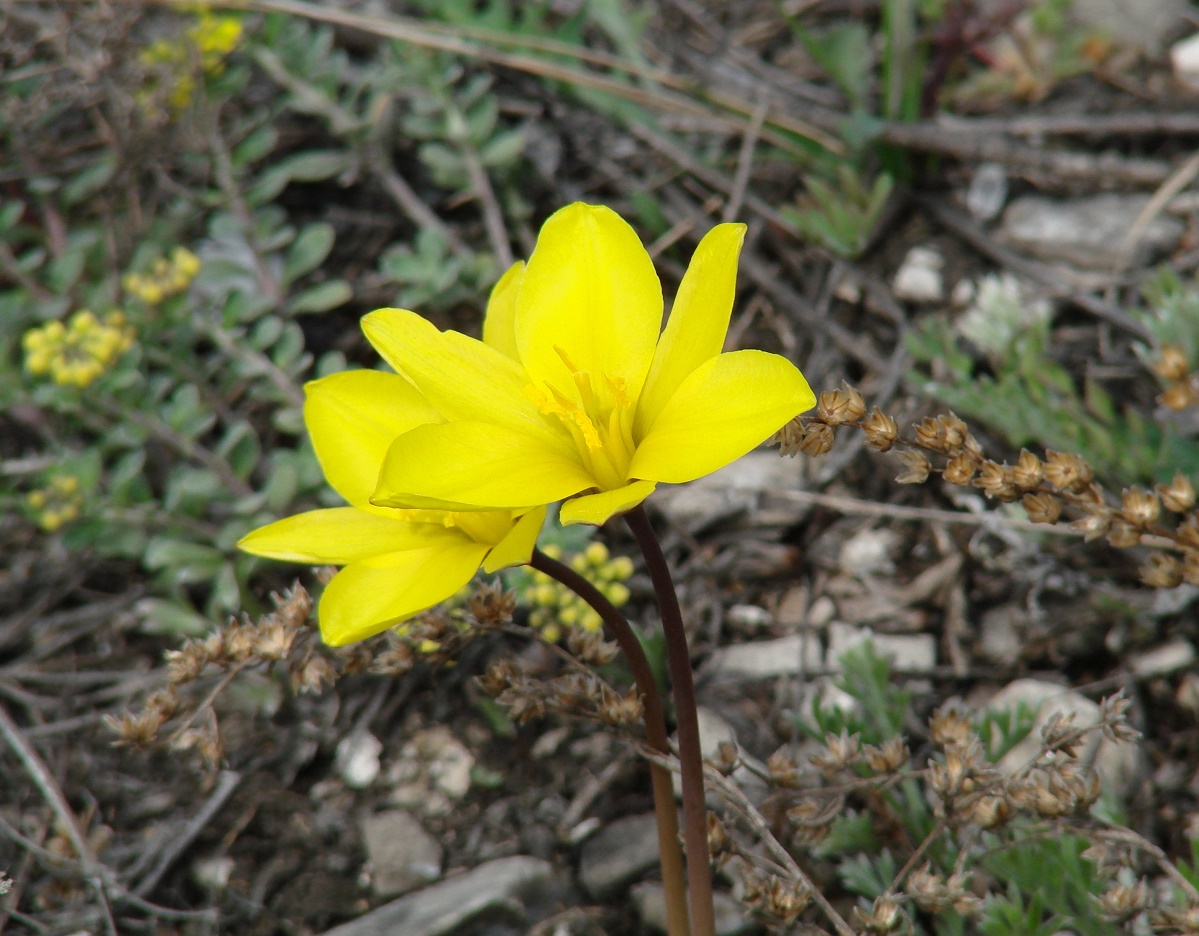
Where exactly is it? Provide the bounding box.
[529,549,690,936]
[624,506,716,936]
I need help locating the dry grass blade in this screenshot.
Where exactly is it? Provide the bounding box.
[141,0,842,155]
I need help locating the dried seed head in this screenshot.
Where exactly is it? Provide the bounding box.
[742,871,812,924]
[1043,450,1094,492]
[1040,710,1082,755]
[597,684,644,725]
[1021,491,1062,525]
[942,453,976,485]
[810,729,861,773]
[712,740,739,775]
[467,582,517,626]
[965,793,1010,829]
[766,748,804,788]
[939,413,969,450]
[974,460,1018,501]
[817,383,867,425]
[1096,879,1152,922]
[706,812,728,855]
[895,449,931,484]
[224,621,257,661]
[1107,520,1142,549]
[1179,515,1199,548]
[1157,471,1196,513]
[1070,503,1113,541]
[863,737,909,775]
[915,416,948,452]
[254,618,295,661]
[1153,344,1191,382]
[1121,487,1161,527]
[1160,378,1199,411]
[798,421,834,456]
[1183,550,1199,586]
[165,646,206,685]
[1140,552,1182,589]
[772,417,805,457]
[929,703,974,749]
[861,409,899,451]
[1099,691,1141,743]
[291,656,336,695]
[1012,449,1044,489]
[853,894,904,933]
[566,629,619,666]
[272,583,312,629]
[105,708,165,747]
[786,793,844,829]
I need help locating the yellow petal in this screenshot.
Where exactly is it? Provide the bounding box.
[629,350,815,483]
[559,480,657,526]
[515,203,661,401]
[362,308,568,453]
[372,421,595,510]
[482,260,524,360]
[237,508,458,565]
[304,370,442,510]
[319,541,490,646]
[635,223,746,437]
[482,505,546,572]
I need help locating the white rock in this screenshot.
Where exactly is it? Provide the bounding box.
[320,855,557,936]
[838,528,899,577]
[361,810,443,897]
[950,278,976,307]
[705,634,823,681]
[632,882,754,935]
[193,855,235,890]
[987,679,1142,795]
[1129,639,1196,677]
[1174,34,1199,90]
[892,246,944,303]
[654,451,805,532]
[727,604,773,629]
[578,813,661,898]
[999,194,1184,269]
[826,622,937,673]
[966,162,1008,221]
[978,606,1024,666]
[336,731,383,789]
[1076,0,1187,54]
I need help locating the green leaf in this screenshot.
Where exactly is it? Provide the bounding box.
[233,124,279,167]
[479,128,525,168]
[62,155,118,206]
[247,149,354,205]
[135,598,212,636]
[283,222,335,285]
[287,279,351,314]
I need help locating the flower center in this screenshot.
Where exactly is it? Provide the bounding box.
[527,346,636,491]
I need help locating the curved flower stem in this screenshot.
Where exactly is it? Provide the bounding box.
[529,549,690,936]
[624,506,716,936]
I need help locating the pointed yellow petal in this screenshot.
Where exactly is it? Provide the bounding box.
[516,203,661,400]
[559,480,657,526]
[482,505,546,572]
[372,421,595,510]
[629,350,815,483]
[304,370,442,510]
[635,223,746,437]
[482,261,524,360]
[362,308,568,452]
[319,541,490,646]
[238,508,460,565]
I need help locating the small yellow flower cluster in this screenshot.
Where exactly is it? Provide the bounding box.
[139,12,243,113]
[524,541,633,642]
[123,247,201,305]
[23,310,136,388]
[26,476,83,532]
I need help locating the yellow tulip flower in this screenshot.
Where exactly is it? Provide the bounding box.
[365,202,816,525]
[238,369,545,646]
